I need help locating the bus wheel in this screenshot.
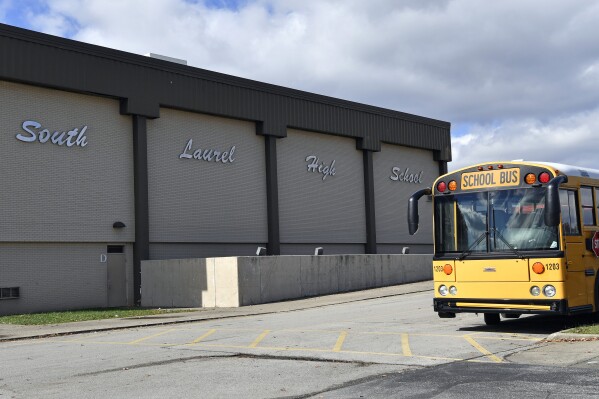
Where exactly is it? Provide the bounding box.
[484,313,501,326]
[438,312,456,318]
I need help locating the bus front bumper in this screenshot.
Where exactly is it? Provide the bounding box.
[433,298,571,315]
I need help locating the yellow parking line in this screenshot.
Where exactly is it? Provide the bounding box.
[464,335,503,363]
[127,329,179,344]
[249,330,270,348]
[333,331,347,352]
[190,329,217,344]
[401,333,413,357]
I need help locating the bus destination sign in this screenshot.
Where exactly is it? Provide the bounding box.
[461,168,520,190]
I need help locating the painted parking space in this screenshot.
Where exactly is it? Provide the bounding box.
[57,323,543,365]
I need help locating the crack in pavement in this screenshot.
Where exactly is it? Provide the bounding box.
[73,350,423,378]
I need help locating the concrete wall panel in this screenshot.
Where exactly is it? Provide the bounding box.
[141,254,433,308]
[141,258,209,307]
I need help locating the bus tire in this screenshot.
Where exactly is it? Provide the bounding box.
[484,313,501,326]
[438,312,456,318]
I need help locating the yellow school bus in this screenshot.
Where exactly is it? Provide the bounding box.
[408,161,599,325]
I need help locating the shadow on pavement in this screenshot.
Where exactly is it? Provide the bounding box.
[459,312,599,335]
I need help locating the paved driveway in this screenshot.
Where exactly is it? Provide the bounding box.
[1,285,598,398]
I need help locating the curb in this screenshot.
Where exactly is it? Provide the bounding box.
[544,332,599,342]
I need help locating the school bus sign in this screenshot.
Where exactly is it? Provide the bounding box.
[461,168,520,190]
[593,231,599,257]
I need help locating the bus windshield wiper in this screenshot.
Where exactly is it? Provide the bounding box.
[458,230,488,261]
[492,227,525,259]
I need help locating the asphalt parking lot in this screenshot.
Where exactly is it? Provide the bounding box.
[1,281,599,398]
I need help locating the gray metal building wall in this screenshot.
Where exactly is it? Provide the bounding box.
[278,129,366,254]
[146,108,268,259]
[373,143,437,253]
[0,243,109,315]
[0,81,135,242]
[0,23,452,314]
[0,81,135,315]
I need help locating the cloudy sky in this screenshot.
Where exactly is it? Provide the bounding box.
[1,0,598,170]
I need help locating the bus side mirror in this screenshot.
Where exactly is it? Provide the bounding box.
[408,188,432,235]
[544,175,568,227]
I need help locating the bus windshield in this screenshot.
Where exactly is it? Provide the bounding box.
[434,188,560,255]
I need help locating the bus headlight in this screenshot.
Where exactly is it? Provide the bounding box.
[439,285,449,296]
[449,286,458,296]
[530,286,540,296]
[543,285,556,297]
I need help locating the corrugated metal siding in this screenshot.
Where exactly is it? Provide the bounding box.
[149,243,265,260]
[278,129,366,243]
[373,143,436,244]
[0,23,451,160]
[0,243,108,315]
[280,243,366,255]
[0,80,135,242]
[146,108,268,243]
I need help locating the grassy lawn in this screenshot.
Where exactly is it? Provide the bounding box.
[565,324,599,334]
[0,308,195,325]
[563,313,599,334]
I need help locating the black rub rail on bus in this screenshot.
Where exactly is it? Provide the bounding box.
[433,298,571,315]
[432,251,565,261]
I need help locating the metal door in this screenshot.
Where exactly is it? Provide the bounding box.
[107,247,127,307]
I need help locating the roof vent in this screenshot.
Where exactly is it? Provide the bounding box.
[144,53,187,65]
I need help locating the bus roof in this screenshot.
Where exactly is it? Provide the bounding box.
[524,161,599,179]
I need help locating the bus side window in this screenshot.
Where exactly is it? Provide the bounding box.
[559,189,580,235]
[581,186,596,226]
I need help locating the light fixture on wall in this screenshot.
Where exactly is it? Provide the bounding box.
[314,247,324,256]
[256,247,267,256]
[113,221,126,229]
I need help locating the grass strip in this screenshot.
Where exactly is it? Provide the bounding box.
[565,324,599,335]
[0,308,194,325]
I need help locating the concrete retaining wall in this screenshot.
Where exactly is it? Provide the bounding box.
[141,254,432,308]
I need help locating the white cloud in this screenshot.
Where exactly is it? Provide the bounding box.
[3,0,599,170]
[450,107,599,171]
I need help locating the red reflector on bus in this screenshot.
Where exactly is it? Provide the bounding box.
[539,172,551,184]
[532,262,545,274]
[437,181,447,192]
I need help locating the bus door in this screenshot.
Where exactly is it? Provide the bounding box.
[580,186,599,307]
[560,189,587,309]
